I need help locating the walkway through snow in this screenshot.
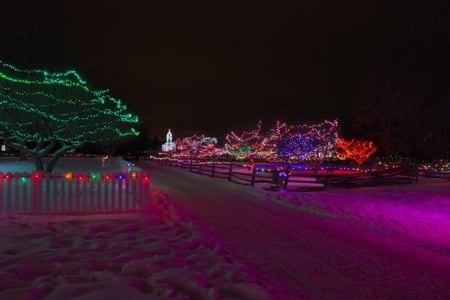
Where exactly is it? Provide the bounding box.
[139,161,450,299]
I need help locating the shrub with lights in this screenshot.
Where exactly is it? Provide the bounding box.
[0,60,139,172]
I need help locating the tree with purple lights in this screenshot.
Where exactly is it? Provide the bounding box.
[0,61,139,172]
[274,120,339,166]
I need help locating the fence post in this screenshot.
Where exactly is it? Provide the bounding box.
[111,177,116,211]
[22,177,28,212]
[90,178,95,211]
[212,162,216,178]
[61,176,66,211]
[125,176,130,211]
[14,173,20,211]
[283,165,291,190]
[45,173,51,212]
[5,173,12,212]
[81,175,87,212]
[228,163,233,181]
[104,175,110,211]
[96,178,101,212]
[52,176,58,211]
[0,173,3,211]
[75,175,80,211]
[117,176,123,211]
[31,171,43,212]
[68,176,73,212]
[251,165,257,186]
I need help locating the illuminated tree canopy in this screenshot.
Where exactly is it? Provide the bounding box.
[224,121,276,160]
[336,138,377,166]
[173,135,222,159]
[0,61,139,172]
[223,120,339,164]
[275,120,339,165]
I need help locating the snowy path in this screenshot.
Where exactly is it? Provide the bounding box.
[139,161,450,299]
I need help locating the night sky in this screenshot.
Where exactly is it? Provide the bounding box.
[1,1,449,141]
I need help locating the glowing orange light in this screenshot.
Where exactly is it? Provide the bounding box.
[65,172,73,180]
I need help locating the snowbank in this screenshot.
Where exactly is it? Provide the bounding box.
[0,188,269,299]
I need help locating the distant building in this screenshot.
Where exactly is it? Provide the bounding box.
[161,129,176,152]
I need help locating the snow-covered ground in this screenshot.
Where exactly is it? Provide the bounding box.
[1,157,450,299]
[0,158,270,299]
[139,161,450,299]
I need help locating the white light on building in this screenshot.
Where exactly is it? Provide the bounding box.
[161,129,176,152]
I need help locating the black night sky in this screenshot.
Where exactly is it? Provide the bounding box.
[1,0,449,141]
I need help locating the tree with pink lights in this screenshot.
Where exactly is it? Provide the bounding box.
[224,121,278,162]
[172,135,220,160]
[197,137,221,159]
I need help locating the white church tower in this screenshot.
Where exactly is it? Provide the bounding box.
[166,129,172,144]
[161,129,176,152]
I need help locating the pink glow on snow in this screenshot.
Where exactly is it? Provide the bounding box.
[0,157,449,298]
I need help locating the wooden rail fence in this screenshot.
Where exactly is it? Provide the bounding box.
[152,158,419,191]
[152,158,324,191]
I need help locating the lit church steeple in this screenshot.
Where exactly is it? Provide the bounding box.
[161,128,176,152]
[167,129,172,144]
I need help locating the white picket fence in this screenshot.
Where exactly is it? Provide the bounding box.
[0,171,151,213]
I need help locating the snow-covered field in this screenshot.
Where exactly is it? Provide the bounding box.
[1,157,450,299]
[265,177,450,258]
[0,158,270,299]
[0,192,269,299]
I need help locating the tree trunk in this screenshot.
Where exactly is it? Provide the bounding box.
[45,150,69,173]
[45,144,83,173]
[45,155,61,173]
[19,148,27,161]
[33,155,44,171]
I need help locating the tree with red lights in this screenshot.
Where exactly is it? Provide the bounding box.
[336,138,377,166]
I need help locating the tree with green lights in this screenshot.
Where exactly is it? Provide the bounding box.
[0,61,139,172]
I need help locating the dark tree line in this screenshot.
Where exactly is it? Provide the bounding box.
[346,71,449,160]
